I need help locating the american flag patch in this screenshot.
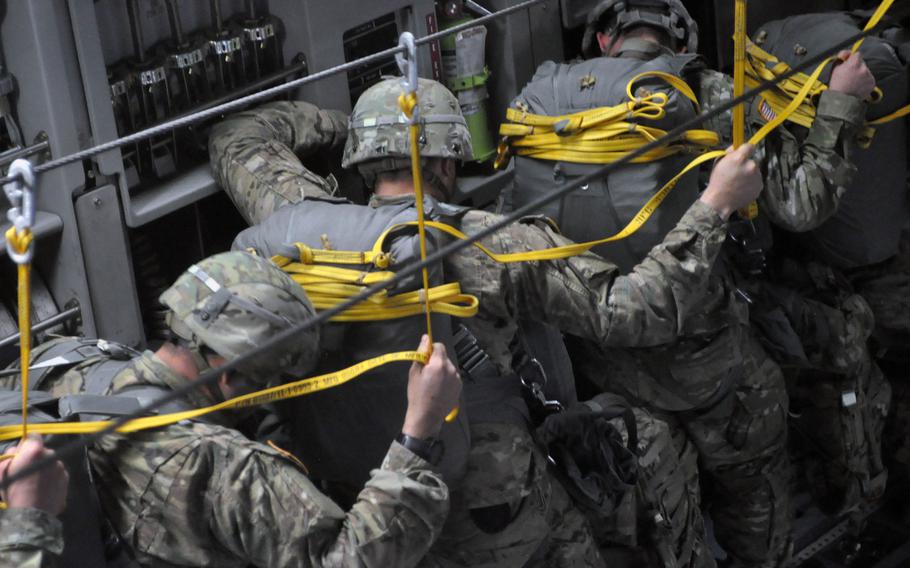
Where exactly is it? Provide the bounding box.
[759,99,777,123]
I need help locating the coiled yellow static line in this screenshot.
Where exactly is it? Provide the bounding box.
[0,350,429,443]
[5,226,34,442]
[398,89,459,423]
[733,0,758,220]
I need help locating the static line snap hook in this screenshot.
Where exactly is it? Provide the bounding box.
[4,159,37,264]
[395,31,419,123]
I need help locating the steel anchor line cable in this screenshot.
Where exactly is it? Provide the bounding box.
[0,27,878,490]
[0,0,547,188]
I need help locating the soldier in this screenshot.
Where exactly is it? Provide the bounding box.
[516,3,882,566]
[700,9,901,521]
[1,251,462,567]
[0,436,69,568]
[211,76,762,566]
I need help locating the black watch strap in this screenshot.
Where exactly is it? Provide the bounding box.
[396,433,444,465]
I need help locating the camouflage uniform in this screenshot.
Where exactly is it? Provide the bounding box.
[0,508,63,568]
[699,41,889,518]
[2,251,451,568]
[10,350,450,568]
[511,34,796,565]
[211,99,732,567]
[698,69,866,232]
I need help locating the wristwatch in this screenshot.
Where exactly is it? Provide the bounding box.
[396,433,444,465]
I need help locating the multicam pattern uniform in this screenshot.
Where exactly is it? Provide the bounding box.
[210,101,732,567]
[517,44,800,567]
[14,350,450,568]
[700,65,890,516]
[698,69,866,232]
[0,508,63,568]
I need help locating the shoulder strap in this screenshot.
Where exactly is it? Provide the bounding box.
[59,384,194,422]
[24,338,139,391]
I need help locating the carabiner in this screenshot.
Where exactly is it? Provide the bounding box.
[395,32,420,123]
[4,159,36,264]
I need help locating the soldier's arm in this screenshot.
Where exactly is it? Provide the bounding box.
[756,90,865,231]
[460,146,759,348]
[209,440,449,568]
[496,199,729,347]
[0,508,64,568]
[209,101,349,225]
[698,69,865,231]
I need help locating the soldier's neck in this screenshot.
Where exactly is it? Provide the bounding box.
[156,343,200,380]
[375,180,445,201]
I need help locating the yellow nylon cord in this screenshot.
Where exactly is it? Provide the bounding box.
[380,149,724,264]
[733,0,759,220]
[733,1,747,149]
[397,84,458,423]
[5,226,33,441]
[271,254,480,322]
[496,71,718,167]
[0,350,428,442]
[398,91,435,346]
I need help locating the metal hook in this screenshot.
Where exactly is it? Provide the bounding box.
[395,32,419,123]
[4,158,37,263]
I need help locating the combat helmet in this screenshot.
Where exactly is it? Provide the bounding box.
[581,0,699,59]
[342,77,473,191]
[160,250,320,385]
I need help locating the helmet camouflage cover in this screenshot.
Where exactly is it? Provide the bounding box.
[342,77,473,181]
[581,0,699,59]
[160,251,320,385]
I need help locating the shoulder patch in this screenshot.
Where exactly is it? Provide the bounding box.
[759,98,778,123]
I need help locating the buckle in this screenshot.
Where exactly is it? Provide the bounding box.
[519,358,563,414]
[452,325,492,383]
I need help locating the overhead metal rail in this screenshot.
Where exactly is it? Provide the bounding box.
[0,0,546,188]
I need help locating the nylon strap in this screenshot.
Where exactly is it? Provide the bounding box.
[0,350,428,442]
[397,91,435,346]
[495,71,718,167]
[378,149,723,264]
[733,0,759,220]
[5,226,33,441]
[271,253,480,322]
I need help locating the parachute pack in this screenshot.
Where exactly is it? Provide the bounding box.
[755,11,910,268]
[232,196,473,492]
[508,51,706,272]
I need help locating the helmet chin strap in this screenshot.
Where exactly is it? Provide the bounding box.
[175,338,228,404]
